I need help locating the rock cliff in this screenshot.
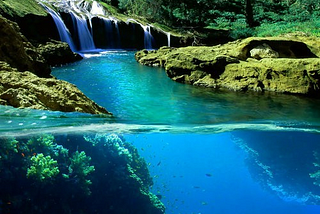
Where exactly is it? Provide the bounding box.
[0,14,108,114]
[136,36,320,96]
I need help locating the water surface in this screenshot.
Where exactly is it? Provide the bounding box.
[1,51,320,214]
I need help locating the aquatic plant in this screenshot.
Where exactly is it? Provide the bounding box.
[310,152,320,186]
[64,151,95,194]
[84,134,132,161]
[27,153,59,182]
[84,134,153,187]
[1,138,19,154]
[27,134,68,157]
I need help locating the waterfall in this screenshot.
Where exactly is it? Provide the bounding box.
[167,32,171,47]
[39,3,76,52]
[142,25,154,49]
[70,12,96,51]
[112,19,121,48]
[127,19,154,49]
[91,1,105,15]
[101,18,114,48]
[38,0,170,50]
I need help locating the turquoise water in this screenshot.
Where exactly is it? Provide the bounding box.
[1,51,320,214]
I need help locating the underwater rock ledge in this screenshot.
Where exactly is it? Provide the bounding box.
[135,36,320,96]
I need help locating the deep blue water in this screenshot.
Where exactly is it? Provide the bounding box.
[1,51,320,213]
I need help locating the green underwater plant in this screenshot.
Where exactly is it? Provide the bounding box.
[27,153,59,182]
[310,152,320,186]
[84,134,133,161]
[1,138,21,156]
[27,134,68,158]
[63,151,95,195]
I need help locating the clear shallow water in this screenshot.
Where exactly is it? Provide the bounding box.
[52,51,320,126]
[1,51,320,214]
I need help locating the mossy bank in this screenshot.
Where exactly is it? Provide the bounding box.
[136,35,320,96]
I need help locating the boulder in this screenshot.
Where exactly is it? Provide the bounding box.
[250,43,279,59]
[0,62,111,115]
[36,41,82,66]
[135,36,320,96]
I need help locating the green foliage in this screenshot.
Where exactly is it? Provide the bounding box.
[84,134,132,161]
[68,151,95,178]
[104,0,319,38]
[64,151,95,194]
[254,17,320,37]
[27,153,59,182]
[310,152,320,186]
[27,134,69,158]
[2,138,19,153]
[0,0,47,17]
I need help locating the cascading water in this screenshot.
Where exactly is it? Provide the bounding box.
[69,12,96,51]
[112,19,121,48]
[127,18,154,49]
[39,3,76,52]
[100,18,120,48]
[91,1,105,15]
[167,32,171,47]
[38,0,170,50]
[143,25,154,49]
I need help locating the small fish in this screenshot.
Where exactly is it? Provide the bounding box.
[201,201,208,205]
[21,153,25,157]
[193,186,201,189]
[157,161,161,166]
[205,173,212,177]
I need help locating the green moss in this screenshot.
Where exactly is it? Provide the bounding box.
[27,153,59,182]
[0,0,47,17]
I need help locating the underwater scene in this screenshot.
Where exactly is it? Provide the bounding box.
[1,51,320,214]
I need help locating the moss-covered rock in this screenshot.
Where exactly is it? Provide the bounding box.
[0,15,51,77]
[0,0,46,18]
[136,36,320,96]
[36,41,82,66]
[0,14,108,114]
[0,65,111,114]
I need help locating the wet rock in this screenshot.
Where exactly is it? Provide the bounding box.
[0,15,51,77]
[136,37,320,96]
[0,64,111,115]
[36,41,82,66]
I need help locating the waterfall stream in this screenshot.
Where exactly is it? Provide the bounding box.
[39,0,170,51]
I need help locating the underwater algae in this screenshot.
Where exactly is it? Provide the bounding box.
[0,134,164,214]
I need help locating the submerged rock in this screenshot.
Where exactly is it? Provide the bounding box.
[136,36,320,96]
[0,63,111,115]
